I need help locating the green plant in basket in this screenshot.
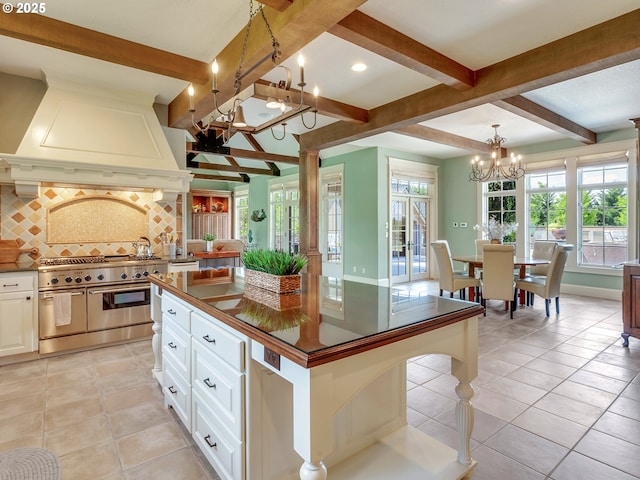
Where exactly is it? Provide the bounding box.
[241,249,308,275]
[203,233,215,241]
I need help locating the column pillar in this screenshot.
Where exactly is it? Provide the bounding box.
[299,148,322,275]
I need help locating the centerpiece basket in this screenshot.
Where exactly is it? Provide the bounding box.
[241,250,309,306]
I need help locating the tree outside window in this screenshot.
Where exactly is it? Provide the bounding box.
[579,162,627,266]
[526,170,566,252]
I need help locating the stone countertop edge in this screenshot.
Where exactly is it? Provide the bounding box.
[0,261,40,273]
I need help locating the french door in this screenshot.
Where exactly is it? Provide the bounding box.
[391,196,430,283]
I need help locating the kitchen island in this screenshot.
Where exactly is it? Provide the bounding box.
[149,269,483,480]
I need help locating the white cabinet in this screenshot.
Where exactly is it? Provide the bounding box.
[160,291,247,480]
[0,272,37,357]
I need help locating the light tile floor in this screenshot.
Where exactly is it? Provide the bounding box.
[0,282,638,479]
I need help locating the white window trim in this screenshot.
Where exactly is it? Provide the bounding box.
[513,139,636,276]
[319,164,344,270]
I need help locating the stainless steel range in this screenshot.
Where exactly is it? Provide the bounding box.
[38,255,168,354]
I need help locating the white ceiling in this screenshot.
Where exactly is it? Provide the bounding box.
[1,0,639,174]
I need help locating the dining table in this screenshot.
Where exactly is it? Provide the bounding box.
[451,254,551,304]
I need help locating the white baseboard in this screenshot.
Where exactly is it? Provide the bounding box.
[561,283,621,301]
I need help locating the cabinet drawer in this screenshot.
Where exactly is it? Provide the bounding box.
[163,325,190,380]
[192,311,245,371]
[0,276,33,292]
[163,363,191,432]
[192,390,243,480]
[162,293,191,332]
[192,341,244,439]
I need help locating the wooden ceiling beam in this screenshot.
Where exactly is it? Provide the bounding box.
[188,148,299,165]
[191,161,278,176]
[493,96,597,144]
[300,9,640,151]
[0,6,209,84]
[253,81,368,123]
[193,173,249,183]
[259,0,294,12]
[169,0,368,129]
[328,10,474,90]
[394,125,496,154]
[242,133,281,175]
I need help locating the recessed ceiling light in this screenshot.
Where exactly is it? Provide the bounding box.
[351,63,367,72]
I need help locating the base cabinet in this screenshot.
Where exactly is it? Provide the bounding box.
[160,291,247,480]
[0,272,37,357]
[622,263,640,346]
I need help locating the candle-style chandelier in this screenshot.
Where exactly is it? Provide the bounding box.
[187,0,318,142]
[469,124,525,182]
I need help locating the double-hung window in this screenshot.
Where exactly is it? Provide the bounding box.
[525,165,566,254]
[483,179,517,243]
[234,188,249,244]
[320,167,343,265]
[577,153,628,267]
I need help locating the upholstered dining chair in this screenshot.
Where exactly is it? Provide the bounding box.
[528,241,557,277]
[431,241,480,300]
[480,244,517,318]
[474,239,491,279]
[475,239,491,256]
[516,244,574,317]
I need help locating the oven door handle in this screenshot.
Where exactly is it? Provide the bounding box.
[40,291,85,299]
[88,285,150,295]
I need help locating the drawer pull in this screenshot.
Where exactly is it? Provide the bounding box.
[168,342,177,349]
[203,378,217,389]
[202,334,216,344]
[204,435,217,449]
[167,308,176,315]
[3,283,19,287]
[168,386,177,394]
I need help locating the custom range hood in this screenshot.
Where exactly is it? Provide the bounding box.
[0,78,192,199]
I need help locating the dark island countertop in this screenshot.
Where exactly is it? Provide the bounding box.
[149,268,483,368]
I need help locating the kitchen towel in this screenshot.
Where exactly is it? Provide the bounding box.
[52,292,72,327]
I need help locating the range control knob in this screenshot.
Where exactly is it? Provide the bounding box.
[134,272,142,279]
[84,275,92,282]
[75,277,82,283]
[97,274,105,280]
[51,278,59,285]
[143,271,149,276]
[120,273,128,280]
[153,269,160,274]
[65,276,73,283]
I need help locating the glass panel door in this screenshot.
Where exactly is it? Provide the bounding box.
[391,196,430,284]
[391,197,409,282]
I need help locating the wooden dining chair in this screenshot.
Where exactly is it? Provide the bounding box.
[430,241,480,300]
[528,241,557,277]
[516,244,574,317]
[480,244,517,318]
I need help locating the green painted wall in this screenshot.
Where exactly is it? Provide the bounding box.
[438,128,636,293]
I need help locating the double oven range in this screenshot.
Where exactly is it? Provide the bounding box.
[38,255,168,354]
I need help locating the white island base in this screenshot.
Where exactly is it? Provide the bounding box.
[248,316,478,480]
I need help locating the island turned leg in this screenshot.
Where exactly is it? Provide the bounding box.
[455,381,475,465]
[299,461,327,480]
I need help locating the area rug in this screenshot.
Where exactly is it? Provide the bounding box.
[0,448,61,480]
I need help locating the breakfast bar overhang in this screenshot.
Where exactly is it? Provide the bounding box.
[149,270,483,480]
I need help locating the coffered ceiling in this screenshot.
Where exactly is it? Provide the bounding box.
[1,0,639,183]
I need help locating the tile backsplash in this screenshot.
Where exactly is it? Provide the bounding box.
[0,185,176,259]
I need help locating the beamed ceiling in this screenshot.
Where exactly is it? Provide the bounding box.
[1,1,639,182]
